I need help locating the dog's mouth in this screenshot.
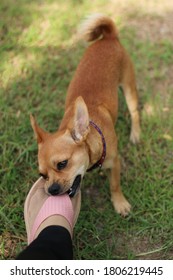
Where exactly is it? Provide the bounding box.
[67,175,82,197]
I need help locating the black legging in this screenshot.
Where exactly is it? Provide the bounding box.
[16,226,73,260]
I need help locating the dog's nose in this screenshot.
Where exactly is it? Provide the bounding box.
[48,183,61,195]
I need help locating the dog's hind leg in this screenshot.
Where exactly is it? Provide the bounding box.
[120,55,141,144]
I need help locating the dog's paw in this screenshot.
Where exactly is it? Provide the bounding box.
[130,129,140,144]
[111,193,131,217]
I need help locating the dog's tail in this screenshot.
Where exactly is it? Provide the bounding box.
[77,14,118,42]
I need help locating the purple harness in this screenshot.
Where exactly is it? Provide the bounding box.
[87,120,106,172]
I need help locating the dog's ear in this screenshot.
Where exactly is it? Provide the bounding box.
[30,114,48,144]
[71,96,90,143]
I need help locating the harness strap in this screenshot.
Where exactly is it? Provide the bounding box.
[87,120,106,172]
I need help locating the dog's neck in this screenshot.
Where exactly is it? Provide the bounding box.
[86,120,106,172]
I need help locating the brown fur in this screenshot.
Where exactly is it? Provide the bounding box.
[31,14,140,216]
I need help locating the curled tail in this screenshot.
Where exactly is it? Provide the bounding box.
[77,14,118,42]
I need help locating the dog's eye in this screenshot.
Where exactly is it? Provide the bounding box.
[57,160,68,170]
[39,173,48,180]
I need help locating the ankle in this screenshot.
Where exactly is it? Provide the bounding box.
[35,215,73,239]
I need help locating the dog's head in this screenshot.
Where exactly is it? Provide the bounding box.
[30,97,90,196]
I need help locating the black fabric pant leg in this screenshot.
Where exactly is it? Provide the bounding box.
[16,226,73,260]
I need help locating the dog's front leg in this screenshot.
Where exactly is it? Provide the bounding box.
[109,155,131,216]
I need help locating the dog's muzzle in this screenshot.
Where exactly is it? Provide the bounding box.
[48,182,61,196]
[68,175,81,197]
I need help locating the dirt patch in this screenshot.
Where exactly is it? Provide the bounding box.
[128,235,165,260]
[105,0,173,43]
[116,1,173,113]
[128,14,173,42]
[0,231,25,259]
[112,233,172,260]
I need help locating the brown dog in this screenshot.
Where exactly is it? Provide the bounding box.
[30,14,140,216]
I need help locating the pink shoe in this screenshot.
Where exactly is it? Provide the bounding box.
[24,177,81,244]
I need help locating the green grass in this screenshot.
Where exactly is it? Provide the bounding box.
[1,0,173,259]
